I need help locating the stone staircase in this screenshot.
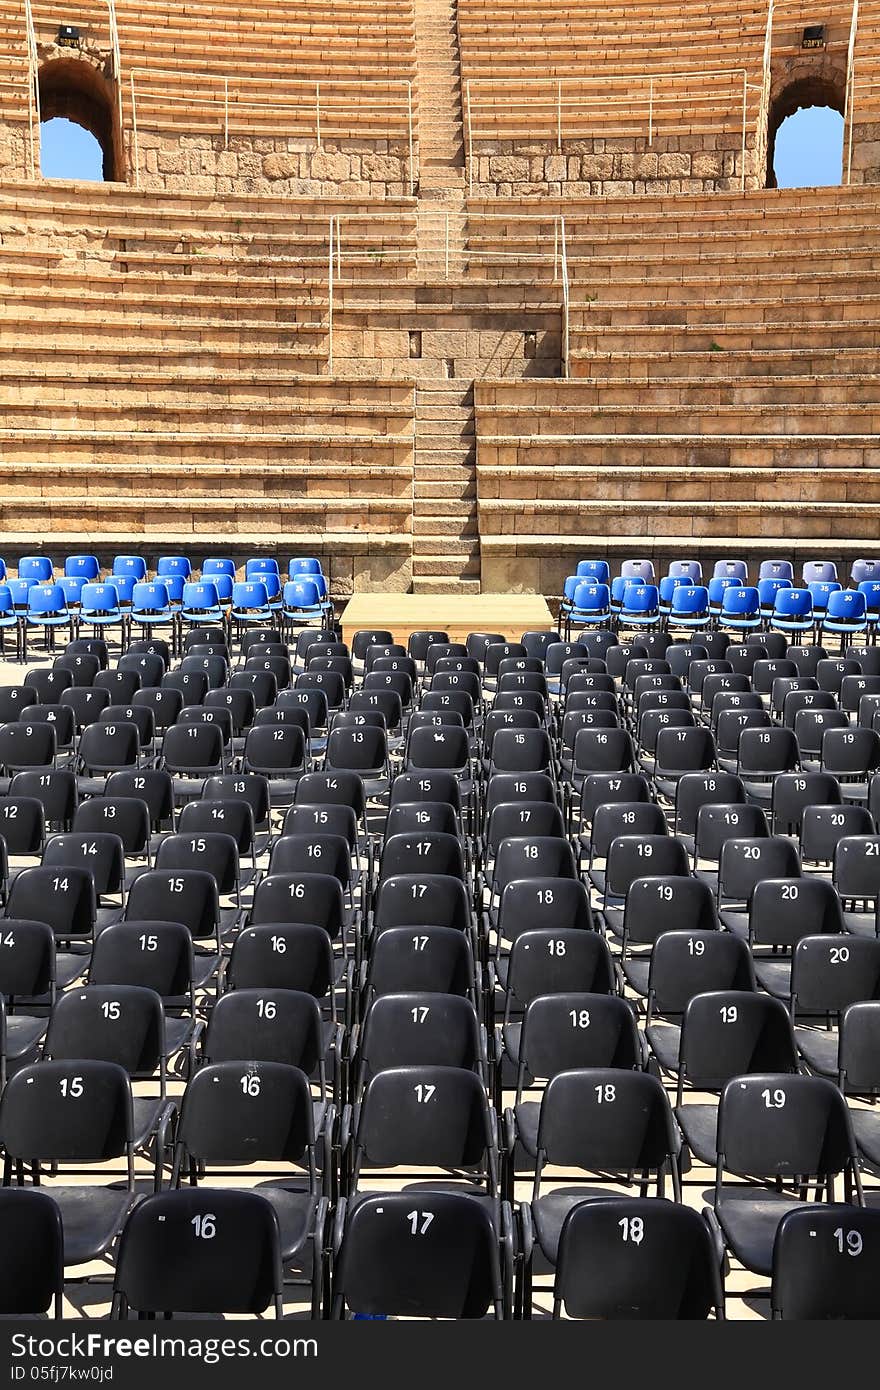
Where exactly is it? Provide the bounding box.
[413,381,480,591]
[414,0,467,277]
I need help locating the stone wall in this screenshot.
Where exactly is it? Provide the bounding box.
[467,134,764,197]
[0,121,31,180]
[131,131,415,199]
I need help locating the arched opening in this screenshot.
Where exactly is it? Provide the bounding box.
[40,117,105,180]
[767,75,844,188]
[38,58,121,181]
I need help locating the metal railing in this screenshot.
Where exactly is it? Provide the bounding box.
[845,0,861,183]
[559,215,570,379]
[465,70,763,193]
[326,211,571,373]
[23,0,40,180]
[759,0,775,159]
[127,70,417,194]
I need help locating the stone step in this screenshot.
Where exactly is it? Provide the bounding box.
[477,464,880,504]
[477,499,880,542]
[412,577,482,593]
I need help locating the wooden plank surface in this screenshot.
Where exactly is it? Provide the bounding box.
[341,591,555,645]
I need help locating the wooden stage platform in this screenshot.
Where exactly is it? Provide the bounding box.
[340,592,556,647]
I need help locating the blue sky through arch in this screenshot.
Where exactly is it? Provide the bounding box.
[773,105,844,187]
[40,117,104,180]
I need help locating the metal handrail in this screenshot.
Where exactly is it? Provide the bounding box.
[23,0,40,179]
[127,71,417,193]
[845,0,861,183]
[559,215,570,379]
[465,69,763,191]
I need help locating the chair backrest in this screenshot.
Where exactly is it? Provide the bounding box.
[0,1189,63,1316]
[0,1058,132,1161]
[112,1188,282,1317]
[554,1200,723,1320]
[716,1073,856,1182]
[332,1192,502,1319]
[647,931,755,1018]
[517,992,641,1084]
[771,1205,880,1320]
[677,991,797,1094]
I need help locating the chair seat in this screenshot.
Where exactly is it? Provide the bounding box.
[599,903,625,937]
[843,911,878,939]
[714,1190,806,1276]
[645,1022,681,1074]
[253,1182,320,1263]
[621,958,650,996]
[131,1096,175,1150]
[4,1014,47,1062]
[849,1108,880,1168]
[50,1185,139,1265]
[675,1102,719,1166]
[718,909,749,938]
[753,958,793,999]
[501,1021,523,1067]
[532,1188,615,1265]
[794,1027,839,1078]
[513,1100,541,1156]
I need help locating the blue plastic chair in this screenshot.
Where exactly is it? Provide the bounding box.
[658,575,687,617]
[112,575,138,610]
[559,575,580,618]
[157,556,192,581]
[202,558,236,580]
[576,559,610,584]
[113,555,147,582]
[807,581,842,619]
[282,579,324,637]
[757,577,792,621]
[180,582,225,630]
[7,579,31,615]
[24,582,72,657]
[852,559,880,587]
[18,556,53,584]
[802,560,838,586]
[667,560,703,582]
[130,582,176,646]
[858,580,880,639]
[288,558,323,578]
[80,582,125,639]
[58,576,86,611]
[567,581,612,638]
[214,574,234,606]
[0,585,21,658]
[231,581,272,632]
[758,559,794,582]
[64,555,100,581]
[262,573,283,612]
[619,583,660,630]
[771,587,814,634]
[246,558,280,581]
[719,585,761,630]
[821,588,868,645]
[668,584,710,630]
[713,559,748,581]
[610,575,638,616]
[309,571,333,617]
[0,560,7,582]
[708,575,740,619]
[620,559,655,583]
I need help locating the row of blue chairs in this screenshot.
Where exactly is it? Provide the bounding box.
[561,560,880,649]
[0,568,333,661]
[565,582,880,644]
[1,555,327,585]
[563,557,880,592]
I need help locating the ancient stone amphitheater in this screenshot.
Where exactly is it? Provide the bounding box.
[0,0,878,604]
